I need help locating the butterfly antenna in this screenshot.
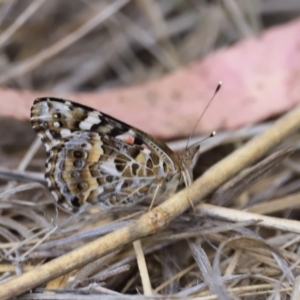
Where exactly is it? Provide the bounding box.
[197,131,216,145]
[189,131,216,150]
[186,81,222,150]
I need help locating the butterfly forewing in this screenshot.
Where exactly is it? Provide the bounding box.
[31,98,192,210]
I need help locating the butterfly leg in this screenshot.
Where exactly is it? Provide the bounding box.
[181,170,196,214]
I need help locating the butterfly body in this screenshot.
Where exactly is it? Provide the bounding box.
[31,98,199,210]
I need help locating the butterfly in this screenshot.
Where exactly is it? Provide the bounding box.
[31,98,201,210]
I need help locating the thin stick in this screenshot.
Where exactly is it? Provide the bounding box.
[17,137,41,172]
[148,184,160,211]
[133,240,152,295]
[0,0,46,47]
[198,204,300,234]
[3,138,43,193]
[1,104,300,299]
[0,0,130,84]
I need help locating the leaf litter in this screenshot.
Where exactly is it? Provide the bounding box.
[0,1,300,299]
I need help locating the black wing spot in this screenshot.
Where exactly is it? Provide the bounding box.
[134,137,144,145]
[115,157,126,172]
[109,127,123,137]
[74,121,81,129]
[49,130,61,140]
[71,196,80,207]
[73,150,84,159]
[106,176,113,183]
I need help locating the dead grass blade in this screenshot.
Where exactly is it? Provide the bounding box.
[211,147,294,206]
[0,0,130,84]
[1,102,300,299]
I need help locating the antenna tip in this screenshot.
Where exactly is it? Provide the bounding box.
[211,131,216,137]
[215,81,222,93]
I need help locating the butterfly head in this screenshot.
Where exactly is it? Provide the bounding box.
[180,131,216,186]
[179,144,201,186]
[181,145,201,170]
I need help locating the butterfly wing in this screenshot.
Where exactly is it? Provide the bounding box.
[31,98,181,209]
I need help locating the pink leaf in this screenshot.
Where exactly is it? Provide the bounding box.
[1,18,300,139]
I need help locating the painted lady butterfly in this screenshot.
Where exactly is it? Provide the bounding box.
[31,98,201,210]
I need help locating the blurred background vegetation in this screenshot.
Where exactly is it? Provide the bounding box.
[0,0,299,92]
[1,2,300,298]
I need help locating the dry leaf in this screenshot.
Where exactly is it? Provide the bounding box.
[1,18,300,139]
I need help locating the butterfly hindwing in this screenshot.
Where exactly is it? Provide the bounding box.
[31,98,182,209]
